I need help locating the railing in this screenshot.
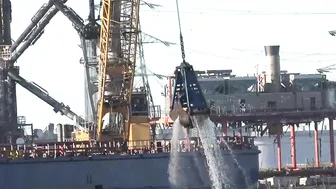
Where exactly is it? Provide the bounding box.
[213,106,335,116]
[0,136,256,160]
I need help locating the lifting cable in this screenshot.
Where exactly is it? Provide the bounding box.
[175,0,186,63]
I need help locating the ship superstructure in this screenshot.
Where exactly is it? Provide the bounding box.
[185,46,336,173]
[199,68,332,116]
[158,52,336,138]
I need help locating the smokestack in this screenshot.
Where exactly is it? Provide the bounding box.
[264,45,281,92]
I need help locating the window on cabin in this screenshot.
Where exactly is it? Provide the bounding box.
[199,80,226,95]
[131,94,148,116]
[228,79,256,94]
[293,78,323,92]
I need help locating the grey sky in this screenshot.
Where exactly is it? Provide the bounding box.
[12,0,336,129]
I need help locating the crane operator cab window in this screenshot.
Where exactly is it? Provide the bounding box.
[131,92,148,116]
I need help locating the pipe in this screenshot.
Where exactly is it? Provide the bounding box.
[168,76,173,106]
[56,124,64,142]
[277,129,282,171]
[238,129,242,136]
[185,128,190,152]
[329,118,335,167]
[264,45,281,92]
[9,2,67,63]
[238,121,242,137]
[314,122,320,167]
[222,120,227,136]
[10,2,54,52]
[290,124,297,169]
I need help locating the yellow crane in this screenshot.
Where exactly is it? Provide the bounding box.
[96,0,112,140]
[97,0,148,144]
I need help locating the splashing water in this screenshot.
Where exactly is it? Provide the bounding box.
[168,116,249,189]
[194,117,231,189]
[168,118,183,188]
[222,139,250,188]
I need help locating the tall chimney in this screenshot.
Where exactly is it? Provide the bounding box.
[264,45,281,92]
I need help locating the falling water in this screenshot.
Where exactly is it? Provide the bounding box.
[194,117,230,189]
[168,118,183,188]
[168,116,248,188]
[222,139,250,187]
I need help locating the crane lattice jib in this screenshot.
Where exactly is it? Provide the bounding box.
[97,0,141,141]
[121,0,141,141]
[97,0,112,140]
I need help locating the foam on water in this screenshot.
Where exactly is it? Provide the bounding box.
[194,117,231,189]
[169,116,249,188]
[168,118,183,188]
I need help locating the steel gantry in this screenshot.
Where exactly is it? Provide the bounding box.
[94,0,176,141]
[50,0,101,131]
[0,0,173,143]
[2,1,88,134]
[0,0,87,142]
[0,0,17,143]
[78,5,175,127]
[96,0,143,141]
[75,1,174,141]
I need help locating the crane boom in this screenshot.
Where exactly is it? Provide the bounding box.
[317,64,336,74]
[51,0,99,40]
[9,0,68,63]
[52,0,84,30]
[11,1,54,51]
[51,0,100,126]
[2,0,87,131]
[96,0,112,140]
[122,0,141,141]
[7,71,86,129]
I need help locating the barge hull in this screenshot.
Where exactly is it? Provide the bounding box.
[0,150,259,189]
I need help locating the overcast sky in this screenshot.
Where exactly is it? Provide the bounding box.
[12,0,336,129]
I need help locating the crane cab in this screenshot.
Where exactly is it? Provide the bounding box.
[83,23,100,40]
[131,91,148,116]
[128,90,151,144]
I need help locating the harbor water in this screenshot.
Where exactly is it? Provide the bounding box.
[256,130,336,169]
